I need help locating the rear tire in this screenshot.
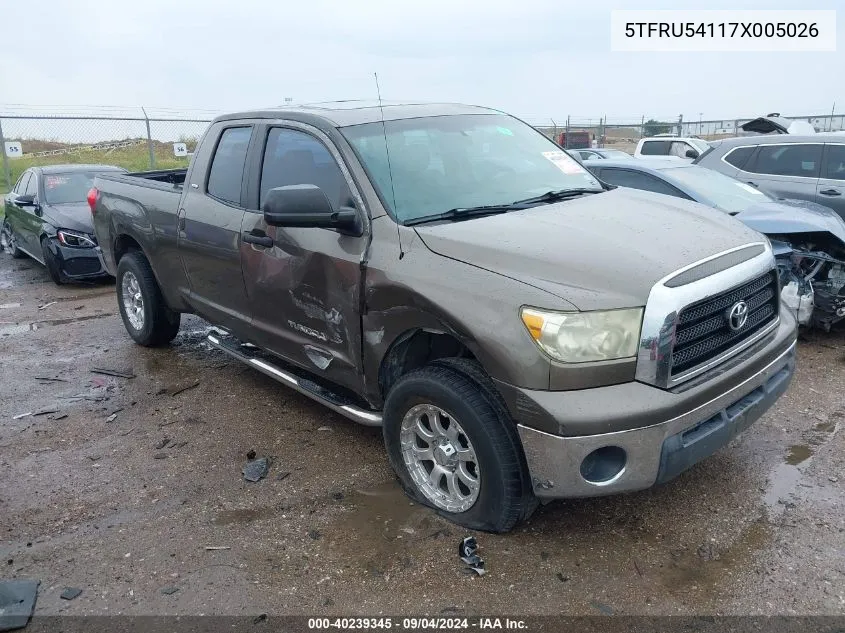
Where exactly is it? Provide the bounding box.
[383,362,536,533]
[1,220,25,259]
[116,251,181,346]
[41,237,66,285]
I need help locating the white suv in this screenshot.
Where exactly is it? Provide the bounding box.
[634,137,711,161]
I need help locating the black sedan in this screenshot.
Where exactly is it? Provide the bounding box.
[2,164,126,284]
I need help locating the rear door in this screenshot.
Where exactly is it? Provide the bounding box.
[818,143,845,218]
[738,142,822,203]
[240,123,368,393]
[178,123,255,333]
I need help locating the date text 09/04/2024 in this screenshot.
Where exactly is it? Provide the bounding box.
[307,618,528,630]
[624,22,819,38]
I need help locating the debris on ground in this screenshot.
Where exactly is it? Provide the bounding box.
[242,457,269,482]
[556,573,570,582]
[33,376,67,383]
[204,546,231,551]
[458,536,486,576]
[37,302,57,311]
[153,453,168,460]
[331,492,344,501]
[246,449,256,460]
[276,472,291,482]
[155,438,171,450]
[253,614,268,624]
[0,579,40,631]
[308,529,321,540]
[59,587,82,601]
[317,426,332,432]
[31,408,58,417]
[50,413,68,421]
[168,379,200,396]
[90,367,136,379]
[159,586,179,595]
[105,413,118,423]
[12,412,32,420]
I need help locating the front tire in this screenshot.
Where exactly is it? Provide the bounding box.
[1,220,25,259]
[41,237,66,285]
[383,362,536,533]
[116,251,181,346]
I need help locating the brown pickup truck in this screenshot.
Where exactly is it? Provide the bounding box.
[90,102,797,532]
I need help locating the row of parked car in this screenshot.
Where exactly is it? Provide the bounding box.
[0,102,834,531]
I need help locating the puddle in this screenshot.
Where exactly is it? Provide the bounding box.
[0,313,115,336]
[212,507,279,526]
[763,462,805,513]
[785,444,813,465]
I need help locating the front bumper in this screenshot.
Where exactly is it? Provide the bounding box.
[52,240,110,279]
[513,319,796,499]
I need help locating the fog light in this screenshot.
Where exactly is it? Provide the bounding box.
[580,446,627,484]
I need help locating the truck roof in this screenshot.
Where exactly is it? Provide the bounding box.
[214,101,500,128]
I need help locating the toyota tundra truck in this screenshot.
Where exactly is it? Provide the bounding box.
[90,102,797,532]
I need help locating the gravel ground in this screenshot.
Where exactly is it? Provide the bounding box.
[1,250,843,617]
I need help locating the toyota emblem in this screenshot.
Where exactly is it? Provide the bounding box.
[728,301,749,331]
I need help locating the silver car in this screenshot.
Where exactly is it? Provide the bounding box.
[695,134,845,219]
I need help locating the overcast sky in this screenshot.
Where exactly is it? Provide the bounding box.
[1,0,842,124]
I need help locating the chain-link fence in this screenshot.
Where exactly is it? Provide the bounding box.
[529,112,845,154]
[0,112,213,192]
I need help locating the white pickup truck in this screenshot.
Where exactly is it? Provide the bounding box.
[634,136,711,161]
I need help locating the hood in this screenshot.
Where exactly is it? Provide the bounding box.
[740,116,815,135]
[43,202,96,234]
[734,200,845,246]
[414,188,764,311]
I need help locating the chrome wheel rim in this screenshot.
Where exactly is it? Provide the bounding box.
[399,404,480,513]
[121,271,144,330]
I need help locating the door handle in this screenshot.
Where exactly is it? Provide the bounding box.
[819,189,841,196]
[242,231,274,248]
[746,181,758,188]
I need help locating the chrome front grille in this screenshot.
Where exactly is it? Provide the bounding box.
[635,242,780,390]
[671,271,779,376]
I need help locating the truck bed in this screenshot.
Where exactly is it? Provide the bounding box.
[98,168,187,190]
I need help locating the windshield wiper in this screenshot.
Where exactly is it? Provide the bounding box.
[510,188,602,206]
[405,206,513,226]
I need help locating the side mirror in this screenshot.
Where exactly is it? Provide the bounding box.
[263,185,361,236]
[15,194,36,207]
[685,148,699,159]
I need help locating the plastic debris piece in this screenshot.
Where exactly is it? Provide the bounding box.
[458,536,486,576]
[204,546,231,551]
[60,587,82,601]
[12,412,32,420]
[0,579,40,631]
[242,457,269,482]
[37,302,57,310]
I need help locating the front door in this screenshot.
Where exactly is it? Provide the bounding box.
[738,142,822,203]
[178,124,253,333]
[818,143,845,219]
[240,124,368,393]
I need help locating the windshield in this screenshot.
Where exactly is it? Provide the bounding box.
[665,166,771,213]
[43,172,101,204]
[341,114,602,223]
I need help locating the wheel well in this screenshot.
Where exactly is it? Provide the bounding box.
[114,234,142,263]
[379,329,476,397]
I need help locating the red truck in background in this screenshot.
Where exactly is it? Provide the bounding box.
[556,130,592,149]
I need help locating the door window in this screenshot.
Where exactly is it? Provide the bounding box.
[601,168,684,197]
[823,145,845,180]
[24,173,38,197]
[723,146,755,169]
[640,140,670,156]
[669,142,693,158]
[750,144,822,178]
[260,128,353,210]
[14,172,31,194]
[207,126,253,205]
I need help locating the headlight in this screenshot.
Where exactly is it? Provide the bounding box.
[57,229,96,248]
[520,307,644,363]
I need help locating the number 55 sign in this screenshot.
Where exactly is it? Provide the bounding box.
[4,142,23,158]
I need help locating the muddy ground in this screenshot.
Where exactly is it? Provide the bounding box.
[1,250,843,618]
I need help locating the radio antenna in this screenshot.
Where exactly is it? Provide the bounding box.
[374,72,403,259]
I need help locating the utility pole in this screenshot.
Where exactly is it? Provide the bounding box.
[829,102,836,131]
[699,112,703,136]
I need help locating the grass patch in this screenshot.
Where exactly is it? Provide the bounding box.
[2,141,193,194]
